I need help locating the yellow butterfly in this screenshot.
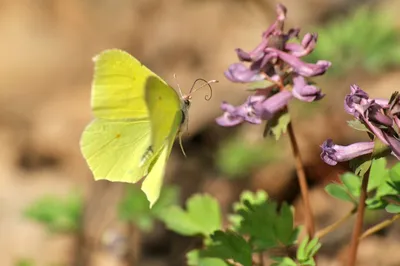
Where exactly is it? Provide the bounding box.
[80,49,215,207]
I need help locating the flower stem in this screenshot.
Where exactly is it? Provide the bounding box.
[347,169,370,266]
[287,121,315,237]
[259,252,265,266]
[359,213,400,241]
[316,207,357,239]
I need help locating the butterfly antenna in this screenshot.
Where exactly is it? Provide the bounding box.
[189,78,218,101]
[178,134,187,158]
[173,73,184,98]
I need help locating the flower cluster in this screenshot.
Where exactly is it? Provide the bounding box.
[321,85,400,165]
[216,3,331,127]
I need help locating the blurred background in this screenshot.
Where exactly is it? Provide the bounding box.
[1,0,400,265]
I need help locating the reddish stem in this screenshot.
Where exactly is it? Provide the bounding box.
[347,169,370,266]
[287,121,315,237]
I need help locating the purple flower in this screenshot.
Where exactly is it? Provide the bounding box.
[383,133,400,159]
[285,33,318,57]
[225,63,265,83]
[344,84,370,117]
[216,96,264,127]
[320,139,375,166]
[266,48,331,77]
[343,85,394,147]
[366,103,393,127]
[216,102,244,127]
[254,90,293,120]
[218,3,331,128]
[322,85,400,166]
[292,74,324,102]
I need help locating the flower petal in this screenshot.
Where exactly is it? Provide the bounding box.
[224,63,264,83]
[266,48,331,77]
[285,33,318,57]
[216,102,244,127]
[344,84,369,117]
[292,75,324,102]
[254,90,293,120]
[320,139,375,166]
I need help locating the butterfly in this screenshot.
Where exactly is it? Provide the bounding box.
[80,49,216,207]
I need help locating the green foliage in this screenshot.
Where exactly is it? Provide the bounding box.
[118,185,179,232]
[271,257,297,266]
[272,236,321,266]
[296,236,321,265]
[160,194,221,236]
[24,192,82,233]
[325,158,400,212]
[201,231,253,266]
[347,119,370,132]
[247,80,275,91]
[237,200,299,250]
[306,7,400,76]
[266,112,291,140]
[229,190,268,228]
[187,249,228,266]
[216,137,280,177]
[178,191,300,265]
[15,259,35,266]
[325,181,357,204]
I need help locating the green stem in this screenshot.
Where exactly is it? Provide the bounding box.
[359,213,400,240]
[316,207,357,239]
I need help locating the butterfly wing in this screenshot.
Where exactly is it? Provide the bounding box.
[91,49,167,119]
[80,119,151,182]
[141,76,184,206]
[145,76,183,154]
[80,50,164,183]
[141,113,183,207]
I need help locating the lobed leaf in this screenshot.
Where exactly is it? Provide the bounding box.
[200,230,252,266]
[161,194,221,236]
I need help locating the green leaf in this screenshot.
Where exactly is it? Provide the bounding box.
[247,80,275,91]
[347,120,370,132]
[187,249,228,266]
[325,183,356,204]
[151,185,180,217]
[237,199,298,250]
[385,204,400,213]
[267,112,291,140]
[275,203,299,245]
[271,257,297,266]
[24,192,82,233]
[349,156,372,177]
[297,236,309,261]
[200,230,252,266]
[118,185,179,232]
[296,236,321,265]
[365,160,400,210]
[368,158,389,191]
[161,194,221,236]
[340,173,361,197]
[229,190,268,228]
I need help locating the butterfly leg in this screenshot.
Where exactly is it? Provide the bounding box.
[140,146,154,167]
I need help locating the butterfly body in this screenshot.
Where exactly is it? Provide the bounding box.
[80,49,190,207]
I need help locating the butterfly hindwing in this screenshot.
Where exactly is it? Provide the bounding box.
[141,111,183,207]
[144,76,183,154]
[80,119,155,183]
